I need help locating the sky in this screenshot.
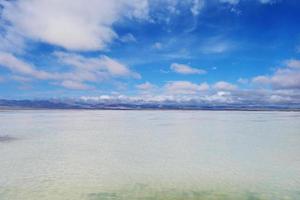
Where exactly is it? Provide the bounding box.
[0,0,300,105]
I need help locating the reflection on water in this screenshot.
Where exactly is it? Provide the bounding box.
[0,110,300,200]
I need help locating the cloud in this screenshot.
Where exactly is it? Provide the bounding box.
[219,0,239,5]
[79,87,300,106]
[199,35,234,54]
[103,56,140,78]
[259,0,275,4]
[61,80,92,90]
[1,0,149,51]
[270,69,300,90]
[152,42,163,50]
[136,82,155,90]
[0,0,280,53]
[238,78,249,84]
[11,75,32,83]
[0,52,52,79]
[54,51,141,78]
[213,81,237,91]
[220,0,276,4]
[200,41,232,54]
[204,91,235,103]
[0,52,140,90]
[0,25,25,54]
[286,59,300,69]
[191,0,205,16]
[252,59,300,90]
[77,72,300,105]
[170,63,206,75]
[165,81,209,94]
[252,76,270,85]
[120,33,137,43]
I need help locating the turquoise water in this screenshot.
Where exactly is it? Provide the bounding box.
[0,110,300,200]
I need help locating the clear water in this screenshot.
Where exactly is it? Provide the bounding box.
[0,110,300,200]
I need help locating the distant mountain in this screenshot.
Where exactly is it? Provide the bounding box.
[1,99,300,111]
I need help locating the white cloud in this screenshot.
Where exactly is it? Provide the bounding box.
[1,0,149,51]
[270,69,300,89]
[259,0,275,4]
[54,52,141,78]
[200,41,232,54]
[252,76,270,85]
[238,78,248,84]
[152,42,163,50]
[120,33,137,43]
[0,25,25,54]
[191,0,205,16]
[286,59,300,69]
[11,75,32,83]
[219,0,239,5]
[0,52,52,79]
[170,63,206,75]
[269,94,291,103]
[165,81,209,94]
[252,59,300,90]
[136,82,155,90]
[220,0,275,4]
[79,86,300,106]
[213,81,237,91]
[205,91,235,103]
[199,35,234,54]
[61,80,92,90]
[0,52,140,90]
[0,0,279,53]
[103,56,140,78]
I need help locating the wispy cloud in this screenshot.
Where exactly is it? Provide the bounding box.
[219,0,239,5]
[0,52,53,79]
[136,82,155,90]
[213,81,237,91]
[0,52,140,90]
[54,51,141,79]
[191,0,205,16]
[200,39,233,54]
[238,78,249,84]
[165,81,209,94]
[219,0,275,5]
[259,0,276,4]
[170,63,206,75]
[61,80,92,90]
[152,42,163,50]
[120,33,137,43]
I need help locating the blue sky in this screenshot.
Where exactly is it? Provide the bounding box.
[0,0,300,105]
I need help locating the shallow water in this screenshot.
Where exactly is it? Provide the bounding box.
[0,110,300,200]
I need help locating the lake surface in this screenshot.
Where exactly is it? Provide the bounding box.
[0,110,300,200]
